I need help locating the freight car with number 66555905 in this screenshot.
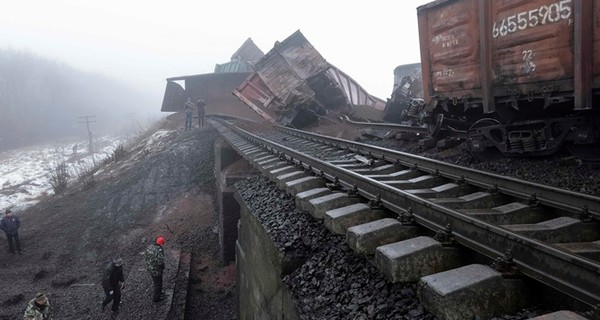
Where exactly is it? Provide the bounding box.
[417,0,600,159]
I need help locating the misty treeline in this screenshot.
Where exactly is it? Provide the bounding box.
[0,48,158,151]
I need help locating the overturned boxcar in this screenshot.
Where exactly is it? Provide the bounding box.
[161,72,265,122]
[161,38,266,122]
[418,0,600,157]
[233,30,386,128]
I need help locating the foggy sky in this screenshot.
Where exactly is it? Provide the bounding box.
[0,0,430,101]
[0,49,161,150]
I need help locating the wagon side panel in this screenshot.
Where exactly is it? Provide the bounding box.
[419,0,482,100]
[490,0,576,92]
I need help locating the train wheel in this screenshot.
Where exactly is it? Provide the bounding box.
[427,114,444,137]
[566,143,600,162]
[466,119,502,161]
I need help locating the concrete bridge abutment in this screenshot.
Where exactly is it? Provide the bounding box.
[215,138,258,265]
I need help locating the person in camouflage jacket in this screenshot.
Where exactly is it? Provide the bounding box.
[145,236,165,302]
[23,292,53,320]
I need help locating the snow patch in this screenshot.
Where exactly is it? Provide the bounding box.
[0,136,128,212]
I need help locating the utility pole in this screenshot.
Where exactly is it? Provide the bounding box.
[78,115,96,163]
[125,113,135,138]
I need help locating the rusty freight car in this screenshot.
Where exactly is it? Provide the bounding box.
[233,30,386,128]
[161,72,264,122]
[161,38,266,122]
[418,0,600,158]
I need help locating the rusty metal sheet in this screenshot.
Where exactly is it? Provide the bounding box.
[420,0,482,95]
[419,0,599,110]
[161,81,185,112]
[275,31,329,80]
[253,51,306,104]
[491,0,575,86]
[233,30,385,124]
[252,30,329,105]
[233,31,325,123]
[161,73,264,121]
[232,73,277,122]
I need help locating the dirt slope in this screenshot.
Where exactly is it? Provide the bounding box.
[0,120,235,320]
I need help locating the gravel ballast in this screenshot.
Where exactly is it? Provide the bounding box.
[235,175,558,320]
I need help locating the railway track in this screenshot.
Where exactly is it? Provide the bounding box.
[213,119,600,318]
[341,115,431,135]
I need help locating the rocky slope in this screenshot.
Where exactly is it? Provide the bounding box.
[0,120,235,320]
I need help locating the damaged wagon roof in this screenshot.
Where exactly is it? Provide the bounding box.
[232,30,386,126]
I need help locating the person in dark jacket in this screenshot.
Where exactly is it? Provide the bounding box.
[196,97,206,128]
[184,98,194,130]
[101,257,125,312]
[0,208,21,254]
[145,236,165,302]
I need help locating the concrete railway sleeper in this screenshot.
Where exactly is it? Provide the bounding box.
[212,119,600,319]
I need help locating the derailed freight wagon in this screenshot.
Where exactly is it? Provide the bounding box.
[161,72,265,122]
[161,38,266,122]
[233,30,386,128]
[418,0,600,158]
[382,63,425,125]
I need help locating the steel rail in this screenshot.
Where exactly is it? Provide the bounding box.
[274,125,600,220]
[214,120,600,308]
[341,115,430,134]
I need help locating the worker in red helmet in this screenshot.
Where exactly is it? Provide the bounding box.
[144,236,165,302]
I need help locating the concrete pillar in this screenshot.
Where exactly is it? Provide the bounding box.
[235,189,300,320]
[215,138,258,265]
